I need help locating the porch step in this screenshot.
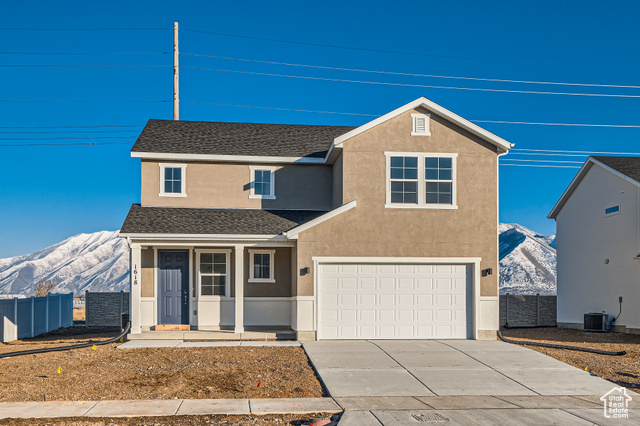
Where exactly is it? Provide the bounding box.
[153,324,191,331]
[127,329,296,341]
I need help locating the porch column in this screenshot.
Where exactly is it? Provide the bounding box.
[130,244,142,334]
[234,245,244,333]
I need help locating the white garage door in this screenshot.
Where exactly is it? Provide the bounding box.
[318,263,471,339]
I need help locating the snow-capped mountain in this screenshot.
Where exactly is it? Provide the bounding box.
[0,224,555,297]
[499,223,557,295]
[0,231,129,296]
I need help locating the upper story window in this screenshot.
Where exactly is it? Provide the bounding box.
[411,113,431,136]
[605,205,620,217]
[249,166,276,200]
[385,152,457,209]
[249,249,275,283]
[159,163,187,197]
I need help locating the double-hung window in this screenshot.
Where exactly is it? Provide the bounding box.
[159,163,187,197]
[197,250,230,297]
[249,250,275,283]
[390,156,418,204]
[386,153,457,209]
[249,166,276,199]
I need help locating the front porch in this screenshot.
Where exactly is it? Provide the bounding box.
[127,240,316,340]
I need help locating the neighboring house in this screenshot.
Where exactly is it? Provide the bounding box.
[548,156,640,333]
[120,97,513,340]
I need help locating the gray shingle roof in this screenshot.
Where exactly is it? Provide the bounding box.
[120,204,326,235]
[131,119,356,158]
[593,156,640,184]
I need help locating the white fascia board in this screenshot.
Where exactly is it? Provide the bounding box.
[131,151,326,164]
[547,157,640,219]
[331,97,513,152]
[119,233,284,241]
[285,200,356,239]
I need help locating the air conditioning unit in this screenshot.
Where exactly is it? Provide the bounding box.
[584,313,609,332]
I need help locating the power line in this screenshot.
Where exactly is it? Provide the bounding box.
[0,51,169,55]
[182,101,377,116]
[181,66,640,99]
[181,28,592,67]
[0,100,169,103]
[0,64,169,68]
[502,158,584,164]
[182,53,640,90]
[512,148,640,155]
[0,124,143,129]
[0,27,167,31]
[184,100,640,128]
[0,130,139,134]
[474,120,640,128]
[0,136,133,141]
[500,163,581,169]
[0,142,132,147]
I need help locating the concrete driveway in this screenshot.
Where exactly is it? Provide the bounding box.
[302,339,617,398]
[303,340,632,425]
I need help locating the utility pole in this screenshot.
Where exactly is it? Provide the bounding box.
[173,21,179,120]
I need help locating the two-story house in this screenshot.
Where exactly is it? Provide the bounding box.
[120,97,513,340]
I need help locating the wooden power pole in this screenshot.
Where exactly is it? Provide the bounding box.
[173,22,179,120]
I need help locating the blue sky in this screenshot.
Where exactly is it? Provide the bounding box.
[1,1,639,257]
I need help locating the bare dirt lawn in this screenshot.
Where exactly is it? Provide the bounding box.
[0,327,324,402]
[501,327,640,390]
[0,413,340,426]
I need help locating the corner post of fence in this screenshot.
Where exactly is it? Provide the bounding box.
[120,290,124,316]
[45,293,50,332]
[505,293,510,327]
[58,293,62,329]
[536,293,541,326]
[13,297,18,337]
[30,296,35,337]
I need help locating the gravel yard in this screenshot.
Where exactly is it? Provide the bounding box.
[0,328,324,402]
[501,327,640,390]
[0,413,339,426]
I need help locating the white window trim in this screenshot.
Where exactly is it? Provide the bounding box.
[159,163,187,197]
[411,113,431,136]
[604,204,621,217]
[249,166,276,200]
[248,249,276,283]
[195,249,231,300]
[385,152,458,209]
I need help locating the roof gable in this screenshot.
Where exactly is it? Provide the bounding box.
[332,97,513,152]
[548,156,640,219]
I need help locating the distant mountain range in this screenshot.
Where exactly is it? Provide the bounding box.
[0,223,557,296]
[0,231,128,296]
[499,223,557,295]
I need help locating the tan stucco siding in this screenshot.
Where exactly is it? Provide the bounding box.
[244,248,292,297]
[141,161,333,210]
[141,248,154,297]
[332,153,344,208]
[296,107,499,297]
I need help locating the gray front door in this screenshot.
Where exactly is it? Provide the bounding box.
[158,250,189,325]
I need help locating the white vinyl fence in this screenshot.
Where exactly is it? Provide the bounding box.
[0,293,73,343]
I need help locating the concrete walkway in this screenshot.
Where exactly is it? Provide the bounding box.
[0,396,632,425]
[118,340,301,349]
[0,397,340,419]
[302,339,621,397]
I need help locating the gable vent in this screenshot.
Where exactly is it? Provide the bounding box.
[411,113,431,136]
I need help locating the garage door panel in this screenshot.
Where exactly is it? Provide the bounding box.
[361,277,376,289]
[318,262,471,340]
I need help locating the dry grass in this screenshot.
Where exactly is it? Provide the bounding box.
[73,308,85,321]
[501,327,640,390]
[0,327,324,402]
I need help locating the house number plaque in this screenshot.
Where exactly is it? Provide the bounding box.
[133,265,138,286]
